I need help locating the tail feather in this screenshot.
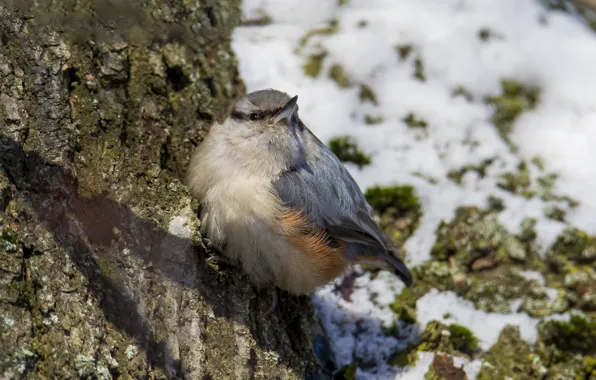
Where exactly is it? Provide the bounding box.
[383,253,413,287]
[353,249,413,287]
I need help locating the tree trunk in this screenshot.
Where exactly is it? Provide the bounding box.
[0,2,332,379]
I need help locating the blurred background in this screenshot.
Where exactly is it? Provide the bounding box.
[1,0,596,379]
[234,1,596,378]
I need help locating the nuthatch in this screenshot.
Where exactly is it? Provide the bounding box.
[186,89,412,310]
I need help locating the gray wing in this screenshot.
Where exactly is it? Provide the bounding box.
[273,132,413,286]
[273,133,392,253]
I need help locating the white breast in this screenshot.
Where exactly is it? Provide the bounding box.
[186,123,340,293]
[187,128,288,287]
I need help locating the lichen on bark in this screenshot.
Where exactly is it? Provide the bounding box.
[0,2,332,379]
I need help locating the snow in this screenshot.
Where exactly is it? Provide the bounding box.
[416,289,539,350]
[232,0,596,378]
[168,215,192,239]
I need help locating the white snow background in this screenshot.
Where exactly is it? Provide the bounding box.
[232,0,596,378]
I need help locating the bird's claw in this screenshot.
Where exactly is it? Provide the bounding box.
[263,289,279,316]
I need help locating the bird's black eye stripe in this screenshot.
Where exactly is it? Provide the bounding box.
[230,106,292,122]
[231,110,271,121]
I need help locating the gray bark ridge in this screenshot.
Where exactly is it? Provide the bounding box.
[0,2,336,379]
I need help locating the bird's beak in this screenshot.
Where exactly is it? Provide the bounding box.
[273,95,298,124]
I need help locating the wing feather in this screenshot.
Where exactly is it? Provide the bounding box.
[273,133,390,254]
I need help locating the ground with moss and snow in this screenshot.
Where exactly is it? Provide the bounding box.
[233,1,596,379]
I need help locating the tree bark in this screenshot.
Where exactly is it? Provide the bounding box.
[0,2,332,379]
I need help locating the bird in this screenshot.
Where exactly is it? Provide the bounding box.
[185,89,412,313]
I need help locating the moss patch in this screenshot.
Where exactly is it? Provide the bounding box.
[395,44,413,60]
[477,326,547,380]
[447,158,495,185]
[394,44,425,81]
[403,113,428,129]
[451,86,474,102]
[328,63,351,88]
[303,51,328,78]
[365,185,420,214]
[496,161,531,196]
[539,314,596,355]
[359,84,379,105]
[364,115,384,125]
[328,136,372,168]
[418,321,479,358]
[364,185,422,247]
[431,207,528,270]
[447,324,479,355]
[545,228,596,312]
[297,19,339,50]
[413,56,426,82]
[390,344,419,367]
[484,79,540,148]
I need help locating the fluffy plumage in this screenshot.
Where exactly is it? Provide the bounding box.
[186,89,412,294]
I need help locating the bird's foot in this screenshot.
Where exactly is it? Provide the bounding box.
[263,289,279,316]
[202,238,234,266]
[205,254,234,267]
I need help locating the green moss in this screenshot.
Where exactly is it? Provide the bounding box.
[403,113,428,128]
[477,326,547,380]
[395,44,413,60]
[241,12,272,26]
[478,28,492,41]
[298,19,339,49]
[496,162,531,195]
[447,324,479,354]
[329,63,351,88]
[365,185,420,214]
[531,156,546,171]
[537,0,596,32]
[364,115,384,125]
[579,356,596,379]
[447,158,495,184]
[413,56,426,82]
[451,86,473,102]
[544,229,596,312]
[430,206,528,269]
[303,52,327,78]
[539,314,596,355]
[547,228,596,270]
[390,344,419,367]
[486,195,505,213]
[535,173,579,207]
[328,136,371,168]
[357,20,368,28]
[418,321,453,354]
[359,84,378,105]
[544,205,566,222]
[390,300,417,324]
[418,321,478,357]
[484,79,540,147]
[364,185,422,248]
[412,172,438,185]
[427,206,560,314]
[393,44,425,80]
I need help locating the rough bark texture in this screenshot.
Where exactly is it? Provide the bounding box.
[0,2,332,379]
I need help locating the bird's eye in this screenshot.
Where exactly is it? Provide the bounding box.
[249,113,259,121]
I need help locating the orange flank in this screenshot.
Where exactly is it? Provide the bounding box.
[279,209,349,282]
